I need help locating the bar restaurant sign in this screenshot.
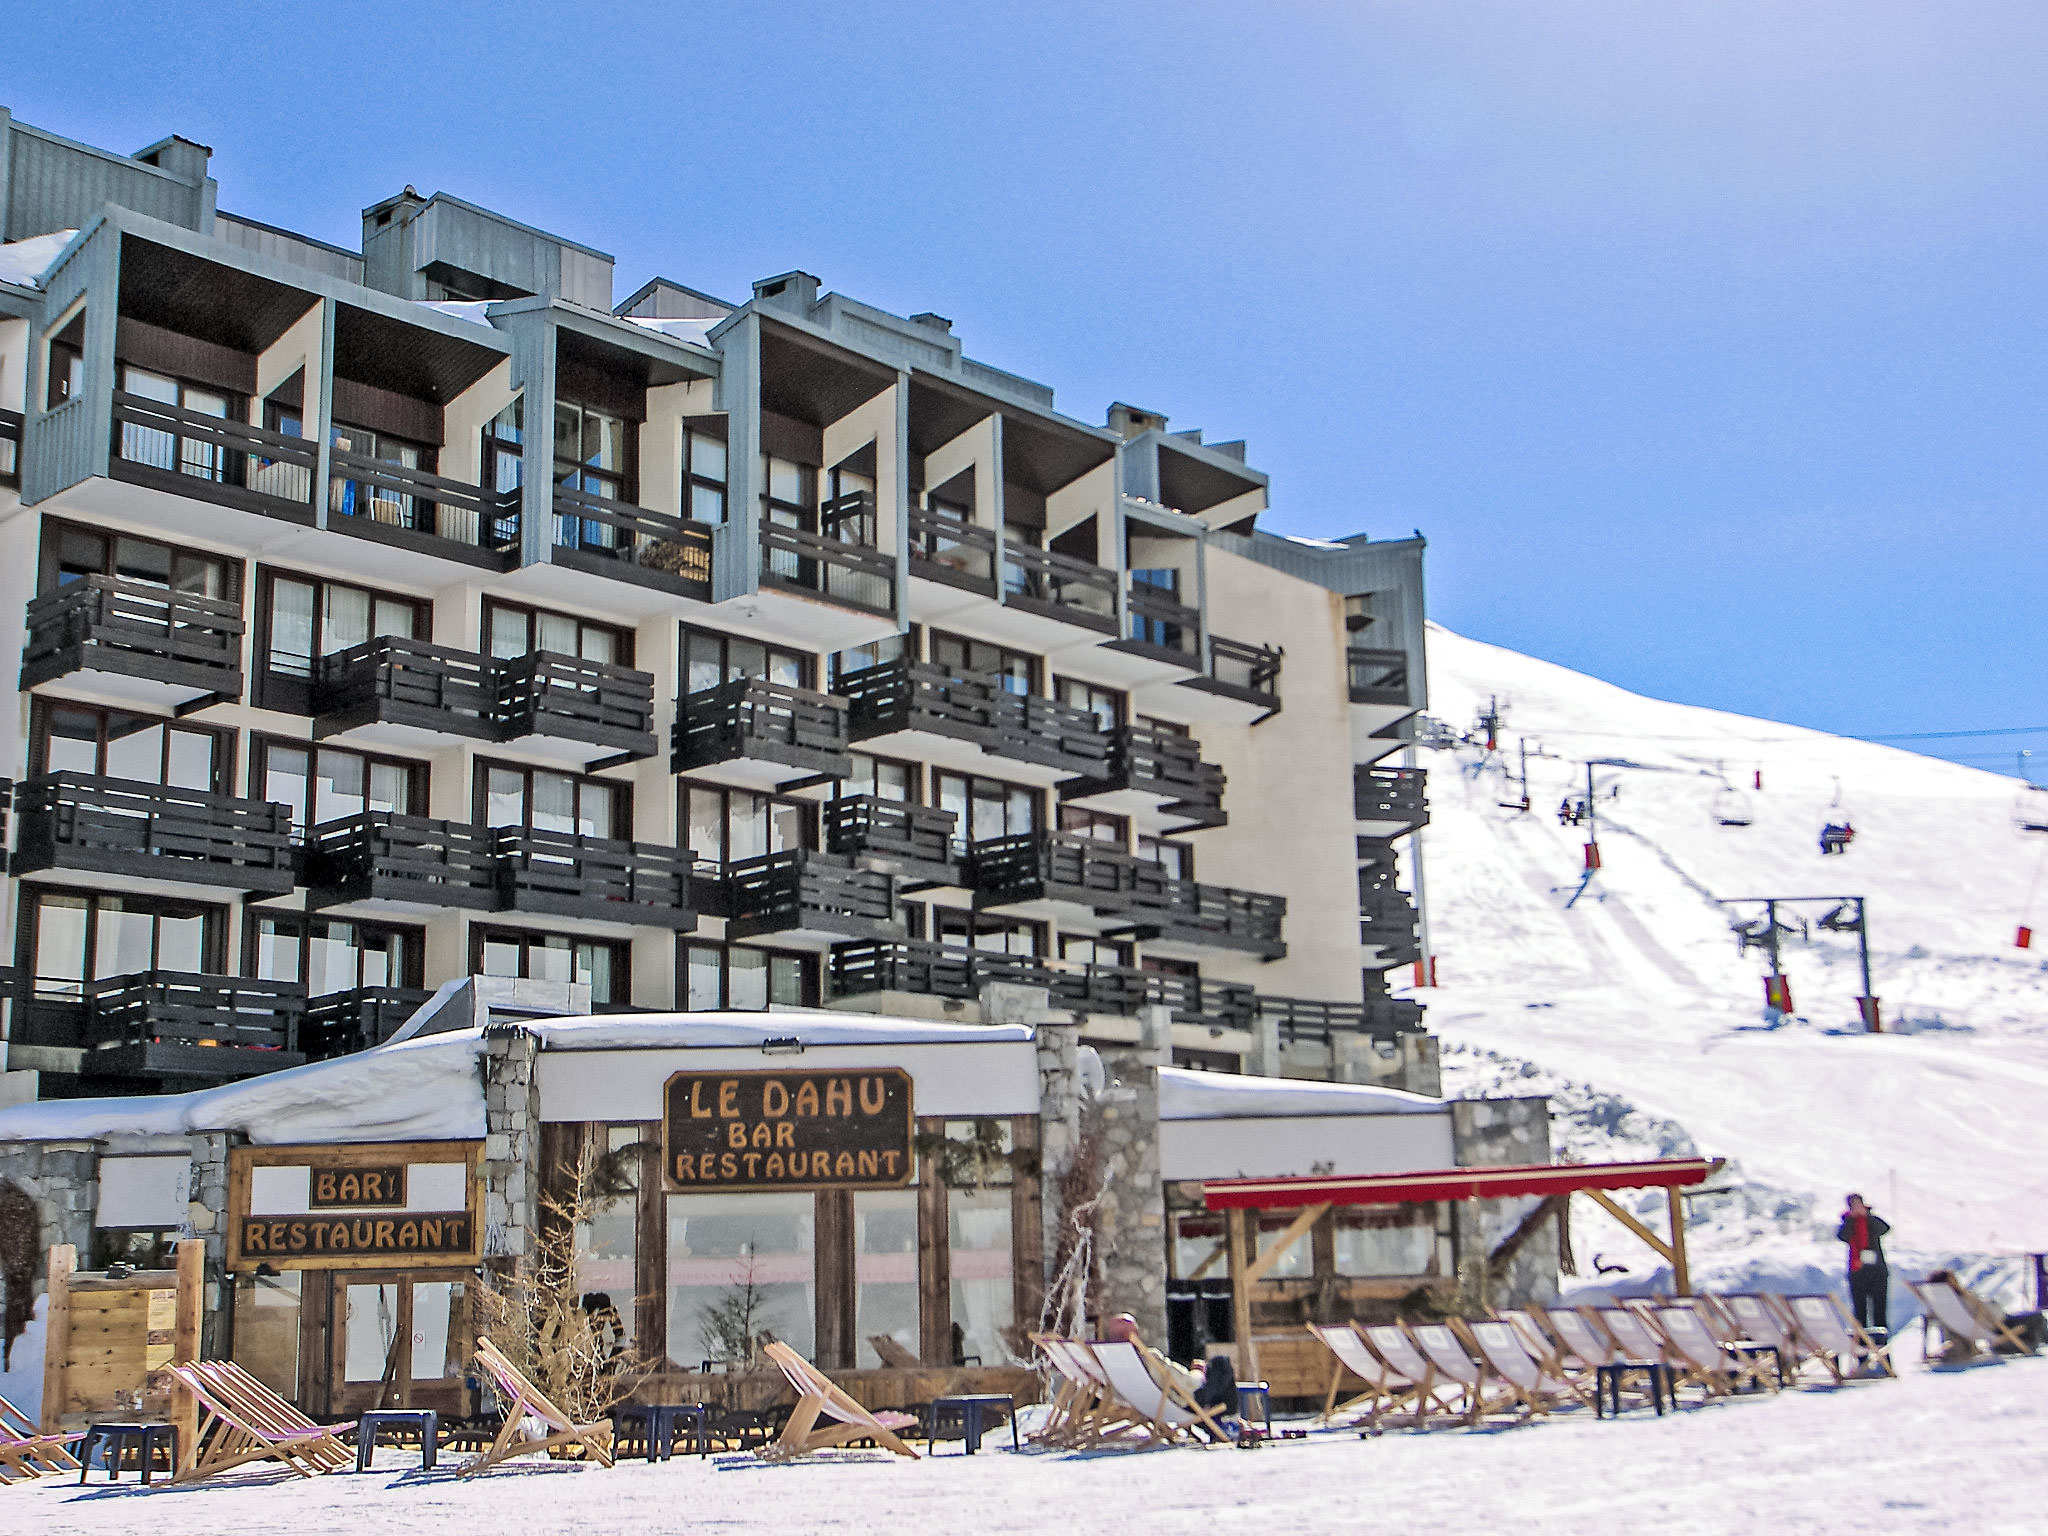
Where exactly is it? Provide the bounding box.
[226,1141,484,1272]
[663,1068,914,1192]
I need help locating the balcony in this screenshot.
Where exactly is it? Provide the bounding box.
[1346,646,1412,707]
[314,639,656,765]
[1,405,21,488]
[825,938,1256,1030]
[1359,842,1420,968]
[1118,584,1203,666]
[996,541,1118,642]
[822,796,960,887]
[834,659,1111,786]
[970,831,1286,958]
[723,849,898,945]
[552,485,713,601]
[302,986,435,1060]
[756,492,898,643]
[80,971,309,1084]
[492,827,695,928]
[1355,765,1429,837]
[1166,635,1284,725]
[330,451,521,571]
[21,575,244,708]
[1258,993,1427,1044]
[673,678,852,790]
[13,773,295,894]
[906,506,1000,615]
[1063,723,1225,832]
[110,390,317,525]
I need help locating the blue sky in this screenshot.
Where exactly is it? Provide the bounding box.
[10,2,2044,772]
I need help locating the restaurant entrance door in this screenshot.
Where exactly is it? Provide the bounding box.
[316,1270,473,1416]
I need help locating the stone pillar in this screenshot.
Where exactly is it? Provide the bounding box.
[0,1140,97,1298]
[1450,1095,1555,1309]
[1332,1031,1442,1098]
[1087,1005,1170,1342]
[1243,1013,1283,1079]
[1033,1012,1082,1286]
[481,1025,542,1261]
[182,1133,232,1355]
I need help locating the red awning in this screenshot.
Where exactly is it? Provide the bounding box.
[1201,1156,1722,1211]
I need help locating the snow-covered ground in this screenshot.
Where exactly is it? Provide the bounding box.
[1412,623,2048,1313]
[8,1357,2042,1534]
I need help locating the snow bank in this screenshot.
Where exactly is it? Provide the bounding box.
[0,1292,45,1421]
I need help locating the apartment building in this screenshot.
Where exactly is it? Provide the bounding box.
[0,108,1432,1106]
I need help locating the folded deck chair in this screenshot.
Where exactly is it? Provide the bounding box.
[1781,1295,1895,1382]
[0,1391,83,1483]
[757,1340,919,1461]
[1907,1276,2034,1363]
[1721,1294,1813,1384]
[1654,1306,1777,1396]
[1084,1340,1225,1449]
[1361,1325,1453,1430]
[1308,1322,1429,1429]
[1458,1319,1592,1417]
[169,1362,356,1483]
[1406,1323,1516,1427]
[462,1336,616,1477]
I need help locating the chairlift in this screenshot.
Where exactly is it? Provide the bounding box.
[1816,901,1862,934]
[1711,787,1754,828]
[2013,784,2048,835]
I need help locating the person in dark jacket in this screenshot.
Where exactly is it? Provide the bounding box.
[1837,1194,1890,1336]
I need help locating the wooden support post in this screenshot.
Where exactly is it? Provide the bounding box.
[41,1244,76,1432]
[171,1239,203,1473]
[1225,1208,1256,1381]
[1667,1186,1691,1296]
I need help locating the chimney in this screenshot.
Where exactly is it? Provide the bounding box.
[1107,402,1169,440]
[133,134,212,187]
[909,312,953,333]
[752,271,821,314]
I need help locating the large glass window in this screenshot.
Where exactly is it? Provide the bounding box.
[855,1189,920,1369]
[555,401,629,499]
[38,521,239,601]
[485,398,524,493]
[933,772,1038,854]
[930,632,1036,696]
[828,634,908,688]
[680,627,809,695]
[947,1185,1014,1367]
[248,914,423,994]
[479,763,624,840]
[933,910,1041,958]
[1054,677,1123,730]
[1333,1207,1439,1278]
[684,427,727,526]
[573,1126,644,1352]
[680,785,810,870]
[257,570,425,714]
[329,422,428,524]
[117,364,232,481]
[666,1191,816,1368]
[485,600,629,665]
[231,1271,303,1400]
[1058,805,1127,846]
[474,926,626,1007]
[680,944,814,1012]
[835,753,915,804]
[33,703,225,792]
[253,739,421,839]
[23,889,222,997]
[761,454,815,531]
[1255,1212,1314,1280]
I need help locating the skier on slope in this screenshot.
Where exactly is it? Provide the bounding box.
[1836,1193,1891,1339]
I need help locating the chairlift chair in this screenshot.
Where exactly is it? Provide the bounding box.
[2013,785,2048,835]
[1711,787,1754,828]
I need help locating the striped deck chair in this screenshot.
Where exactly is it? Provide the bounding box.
[1360,1325,1452,1429]
[1780,1295,1895,1382]
[1308,1322,1429,1429]
[1031,1336,1136,1448]
[757,1341,918,1462]
[170,1361,356,1483]
[1458,1318,1593,1416]
[1907,1276,2034,1363]
[1654,1306,1777,1396]
[0,1392,84,1484]
[1502,1310,1595,1394]
[1406,1322,1516,1426]
[1539,1307,1618,1372]
[1590,1306,1709,1405]
[1085,1341,1225,1448]
[1721,1294,1814,1385]
[462,1336,616,1477]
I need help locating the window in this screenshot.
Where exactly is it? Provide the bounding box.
[1059,935,1132,969]
[684,427,727,525]
[247,914,423,994]
[933,772,1038,854]
[253,739,422,839]
[474,927,628,1008]
[116,364,234,481]
[822,460,877,545]
[681,784,811,869]
[573,1126,643,1349]
[1058,805,1126,846]
[943,1121,1014,1368]
[828,633,908,688]
[38,521,239,601]
[256,570,426,713]
[666,1191,815,1367]
[930,632,1035,696]
[478,763,625,840]
[679,944,815,1011]
[329,422,430,524]
[484,398,524,494]
[556,400,629,500]
[1255,1212,1313,1280]
[1137,714,1190,738]
[836,753,915,804]
[23,889,222,998]
[933,910,1041,958]
[1055,677,1123,730]
[46,312,84,410]
[1333,1207,1439,1278]
[855,1188,920,1368]
[681,627,809,695]
[761,453,815,532]
[1138,833,1191,880]
[33,703,226,792]
[485,600,630,666]
[1128,567,1189,650]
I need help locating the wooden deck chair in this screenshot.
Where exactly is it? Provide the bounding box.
[1084,1341,1225,1449]
[1030,1336,1134,1448]
[1307,1322,1429,1429]
[1360,1324,1451,1429]
[1780,1295,1895,1382]
[1538,1307,1617,1373]
[1590,1306,1717,1403]
[757,1340,919,1462]
[1654,1306,1777,1396]
[868,1334,924,1370]
[1907,1276,2034,1363]
[0,1392,83,1482]
[168,1362,356,1483]
[1721,1294,1816,1385]
[1406,1322,1516,1427]
[1028,1335,1089,1445]
[461,1336,616,1478]
[1459,1319,1593,1416]
[1501,1310,1594,1394]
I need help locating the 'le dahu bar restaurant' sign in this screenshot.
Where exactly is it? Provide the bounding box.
[226,1142,484,1272]
[663,1068,915,1192]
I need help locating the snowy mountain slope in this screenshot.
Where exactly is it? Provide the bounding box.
[1408,623,2048,1303]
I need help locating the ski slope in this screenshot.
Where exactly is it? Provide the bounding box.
[1411,623,2048,1305]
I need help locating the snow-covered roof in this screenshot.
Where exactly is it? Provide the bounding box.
[0,1012,1033,1147]
[1158,1067,1445,1120]
[620,314,719,347]
[413,300,496,327]
[0,230,79,289]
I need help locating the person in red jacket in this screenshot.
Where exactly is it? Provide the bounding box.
[1837,1193,1891,1338]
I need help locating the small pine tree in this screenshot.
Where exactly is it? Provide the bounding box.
[696,1244,777,1366]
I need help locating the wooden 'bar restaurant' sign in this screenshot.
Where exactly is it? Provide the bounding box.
[225,1142,484,1271]
[663,1068,914,1191]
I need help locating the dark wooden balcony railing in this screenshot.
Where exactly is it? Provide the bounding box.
[21,575,245,699]
[672,677,851,778]
[330,448,520,564]
[83,971,309,1080]
[1206,635,1283,709]
[1346,646,1411,707]
[1258,992,1427,1042]
[1000,542,1117,633]
[302,986,435,1060]
[1354,765,1428,829]
[307,812,500,910]
[495,650,659,759]
[1124,584,1202,661]
[1070,723,1225,828]
[1358,841,1419,966]
[835,659,1112,780]
[907,506,999,592]
[552,485,713,599]
[492,827,695,928]
[760,499,896,614]
[0,404,21,487]
[822,796,958,878]
[13,772,296,894]
[1045,965,1257,1029]
[110,390,318,523]
[723,849,897,941]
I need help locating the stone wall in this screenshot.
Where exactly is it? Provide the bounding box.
[1450,1094,1558,1310]
[0,1140,95,1303]
[1085,1006,1170,1343]
[480,1025,542,1261]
